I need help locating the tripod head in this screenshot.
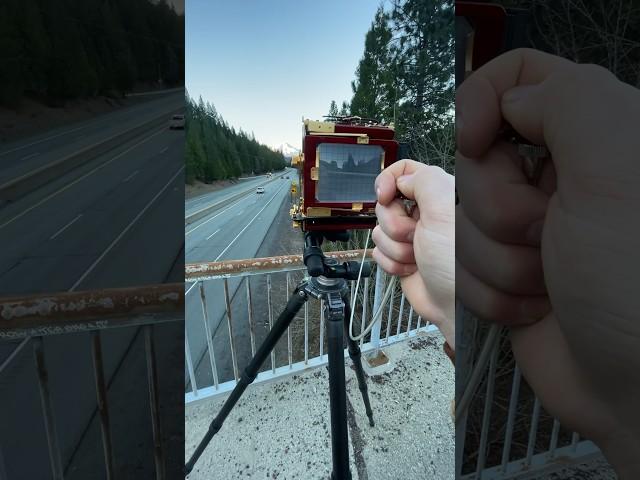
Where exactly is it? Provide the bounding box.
[303,231,371,280]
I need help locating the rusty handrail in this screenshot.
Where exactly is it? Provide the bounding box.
[0,283,183,338]
[185,249,374,281]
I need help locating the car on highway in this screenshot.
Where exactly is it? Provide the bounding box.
[256,187,265,194]
[169,114,185,129]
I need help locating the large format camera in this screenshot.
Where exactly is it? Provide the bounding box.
[290,116,399,232]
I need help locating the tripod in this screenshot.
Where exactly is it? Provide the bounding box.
[185,232,375,479]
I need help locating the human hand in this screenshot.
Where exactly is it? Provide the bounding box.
[373,159,455,349]
[456,48,640,477]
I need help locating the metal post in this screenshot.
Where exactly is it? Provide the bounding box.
[370,268,384,352]
[34,337,64,480]
[145,326,165,480]
[91,331,114,480]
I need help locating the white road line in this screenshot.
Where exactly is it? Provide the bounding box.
[123,170,139,182]
[20,152,40,161]
[185,194,252,236]
[185,282,197,295]
[69,166,184,291]
[0,125,89,158]
[50,214,83,240]
[0,128,166,231]
[159,147,168,154]
[214,183,286,262]
[206,228,221,240]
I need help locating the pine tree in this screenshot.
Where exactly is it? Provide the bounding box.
[350,7,395,123]
[328,100,339,117]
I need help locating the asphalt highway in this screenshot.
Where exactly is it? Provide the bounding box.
[185,169,293,388]
[0,91,185,479]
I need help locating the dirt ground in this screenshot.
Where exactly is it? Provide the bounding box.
[0,85,180,143]
[0,96,131,143]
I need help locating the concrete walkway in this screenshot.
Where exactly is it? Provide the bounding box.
[185,331,455,479]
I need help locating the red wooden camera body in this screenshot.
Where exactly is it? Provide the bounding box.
[456,2,529,84]
[290,118,398,232]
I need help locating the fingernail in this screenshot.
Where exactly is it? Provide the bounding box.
[376,187,381,199]
[526,219,544,244]
[520,297,551,319]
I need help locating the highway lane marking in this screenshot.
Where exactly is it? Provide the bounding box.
[185,282,197,295]
[69,166,184,291]
[50,214,83,240]
[0,127,166,231]
[20,152,40,161]
[185,194,253,236]
[159,147,168,154]
[0,125,89,158]
[123,170,139,182]
[214,183,286,262]
[206,228,221,240]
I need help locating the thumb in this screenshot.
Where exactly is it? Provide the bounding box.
[396,166,454,217]
[500,84,548,146]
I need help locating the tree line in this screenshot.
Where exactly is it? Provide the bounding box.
[185,93,286,184]
[329,0,454,174]
[501,0,640,87]
[0,0,184,107]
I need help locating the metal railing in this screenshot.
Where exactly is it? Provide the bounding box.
[456,308,603,479]
[184,250,438,405]
[0,283,183,480]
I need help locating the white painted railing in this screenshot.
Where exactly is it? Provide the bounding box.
[184,251,436,405]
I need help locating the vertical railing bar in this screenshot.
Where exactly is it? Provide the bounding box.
[304,301,309,365]
[246,277,256,357]
[320,299,325,360]
[407,305,414,335]
[199,282,219,389]
[416,314,422,330]
[548,419,561,458]
[350,280,355,312]
[370,267,384,354]
[91,331,114,480]
[34,337,64,480]
[287,272,293,368]
[396,294,405,339]
[185,334,198,396]
[385,286,394,341]
[524,396,542,467]
[500,365,522,470]
[144,326,165,480]
[223,278,239,382]
[267,274,275,374]
[475,341,500,476]
[571,432,580,452]
[361,276,370,346]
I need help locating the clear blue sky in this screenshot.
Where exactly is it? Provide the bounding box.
[186,0,383,150]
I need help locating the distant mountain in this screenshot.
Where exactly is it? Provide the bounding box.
[275,142,301,158]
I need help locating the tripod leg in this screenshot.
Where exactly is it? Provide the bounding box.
[343,296,375,427]
[184,286,308,476]
[325,292,352,480]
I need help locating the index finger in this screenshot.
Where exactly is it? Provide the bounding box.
[375,159,424,205]
[456,48,574,158]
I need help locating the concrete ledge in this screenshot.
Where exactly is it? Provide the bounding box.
[0,108,182,203]
[185,331,454,479]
